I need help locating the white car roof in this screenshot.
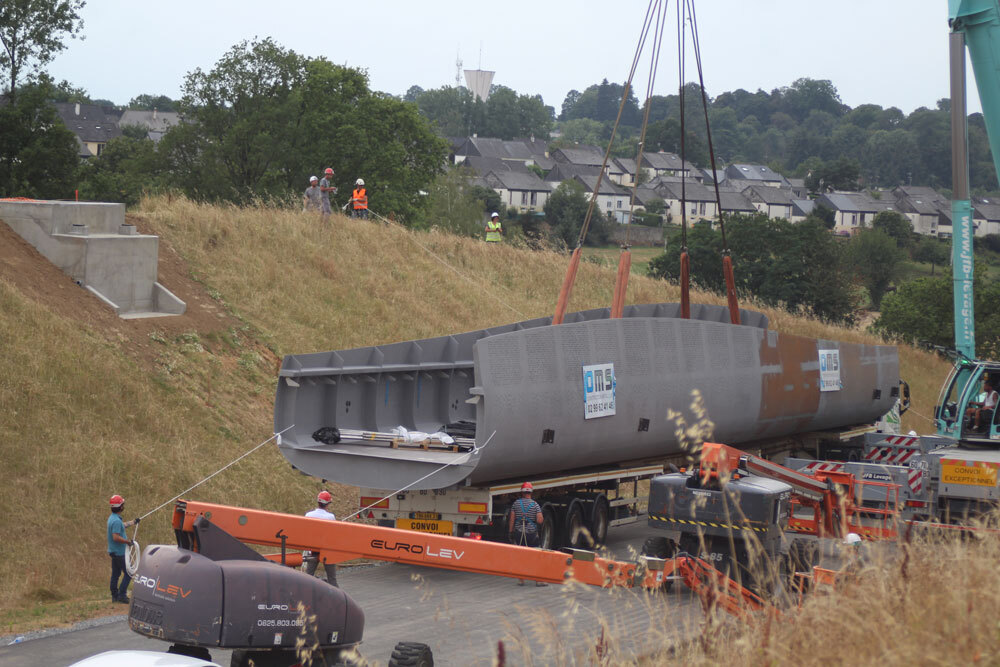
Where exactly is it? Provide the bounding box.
[69,650,221,667]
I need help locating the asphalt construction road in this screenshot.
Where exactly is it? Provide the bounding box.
[0,521,701,666]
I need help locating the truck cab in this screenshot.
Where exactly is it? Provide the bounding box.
[934,359,1000,444]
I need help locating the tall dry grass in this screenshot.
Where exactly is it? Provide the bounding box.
[0,194,952,627]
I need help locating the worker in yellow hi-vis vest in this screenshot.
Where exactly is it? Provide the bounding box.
[485,212,502,243]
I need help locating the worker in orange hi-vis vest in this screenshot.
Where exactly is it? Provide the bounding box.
[351,178,368,219]
[485,212,502,242]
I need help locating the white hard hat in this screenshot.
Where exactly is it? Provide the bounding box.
[310,175,318,182]
[356,178,364,186]
[845,533,862,546]
[491,212,499,219]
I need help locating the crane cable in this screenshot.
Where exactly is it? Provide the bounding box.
[687,0,740,325]
[677,0,691,319]
[553,0,662,325]
[612,0,670,319]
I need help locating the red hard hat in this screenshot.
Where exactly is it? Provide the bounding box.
[109,494,125,509]
[317,490,333,505]
[521,482,533,492]
[324,168,334,175]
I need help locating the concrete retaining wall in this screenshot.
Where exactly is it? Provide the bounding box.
[0,200,185,318]
[611,224,664,246]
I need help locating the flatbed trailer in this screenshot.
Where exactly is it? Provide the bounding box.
[358,464,662,550]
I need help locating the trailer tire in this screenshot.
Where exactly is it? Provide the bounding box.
[230,649,299,667]
[564,500,588,549]
[590,495,609,547]
[539,503,558,550]
[388,641,433,667]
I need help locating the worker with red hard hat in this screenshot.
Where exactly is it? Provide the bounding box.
[508,482,546,586]
[107,494,139,604]
[319,167,337,219]
[303,490,339,587]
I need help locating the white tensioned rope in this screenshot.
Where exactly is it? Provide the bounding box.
[342,430,498,521]
[364,208,527,319]
[136,425,295,522]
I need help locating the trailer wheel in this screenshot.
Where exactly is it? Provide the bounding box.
[564,500,588,549]
[590,495,609,547]
[539,503,558,550]
[388,641,434,667]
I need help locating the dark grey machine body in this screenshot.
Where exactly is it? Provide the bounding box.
[128,518,364,662]
[274,303,899,491]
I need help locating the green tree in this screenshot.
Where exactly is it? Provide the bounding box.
[846,229,906,308]
[871,210,913,249]
[0,76,78,197]
[0,0,85,94]
[417,168,484,236]
[128,93,177,111]
[873,270,1000,358]
[161,39,447,219]
[77,134,158,206]
[648,213,856,322]
[545,180,596,247]
[805,157,860,192]
[913,236,950,275]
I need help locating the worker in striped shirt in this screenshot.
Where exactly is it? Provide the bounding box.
[508,482,547,586]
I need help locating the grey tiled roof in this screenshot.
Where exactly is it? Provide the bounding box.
[817,192,895,214]
[546,163,602,183]
[642,151,695,172]
[718,191,755,212]
[791,199,815,217]
[552,146,605,167]
[460,155,531,175]
[725,163,789,185]
[55,102,122,144]
[744,185,794,205]
[657,181,716,202]
[575,174,626,195]
[119,109,180,133]
[975,202,1000,221]
[485,170,552,192]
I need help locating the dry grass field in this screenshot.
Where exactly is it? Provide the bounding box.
[0,195,957,656]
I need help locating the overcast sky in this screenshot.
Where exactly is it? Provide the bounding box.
[48,0,980,115]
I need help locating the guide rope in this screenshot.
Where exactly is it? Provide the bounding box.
[342,430,498,521]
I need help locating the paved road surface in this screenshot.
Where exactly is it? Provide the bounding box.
[0,522,700,666]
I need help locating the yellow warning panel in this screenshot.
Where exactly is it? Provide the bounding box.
[941,462,999,487]
[396,518,454,535]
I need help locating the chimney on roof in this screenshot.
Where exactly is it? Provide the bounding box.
[74,103,80,116]
[472,132,477,138]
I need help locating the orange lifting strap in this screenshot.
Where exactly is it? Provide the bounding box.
[552,247,582,325]
[610,249,632,319]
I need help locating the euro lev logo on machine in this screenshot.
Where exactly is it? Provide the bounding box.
[582,363,616,420]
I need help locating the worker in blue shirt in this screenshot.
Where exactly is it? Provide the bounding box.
[508,482,547,586]
[107,494,138,604]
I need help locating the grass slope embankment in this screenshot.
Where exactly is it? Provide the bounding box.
[0,195,948,638]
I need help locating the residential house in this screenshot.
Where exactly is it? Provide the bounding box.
[790,199,816,223]
[118,108,180,142]
[701,167,727,186]
[717,190,756,217]
[655,181,717,222]
[572,174,631,223]
[550,145,605,168]
[891,185,948,237]
[458,155,532,176]
[640,151,696,180]
[544,163,602,190]
[483,170,552,213]
[787,177,809,199]
[55,102,122,157]
[724,163,790,188]
[454,136,554,170]
[815,192,896,235]
[742,184,794,219]
[974,199,1000,237]
[612,157,638,187]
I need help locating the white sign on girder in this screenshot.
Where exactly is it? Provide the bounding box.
[819,349,842,392]
[583,363,616,419]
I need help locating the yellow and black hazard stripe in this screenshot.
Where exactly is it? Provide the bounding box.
[650,515,768,533]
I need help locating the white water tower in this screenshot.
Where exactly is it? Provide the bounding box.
[463,69,495,102]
